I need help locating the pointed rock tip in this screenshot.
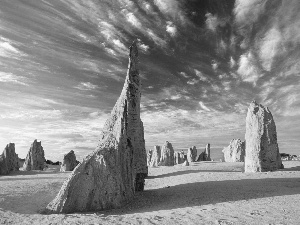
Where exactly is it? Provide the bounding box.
[129,39,138,57]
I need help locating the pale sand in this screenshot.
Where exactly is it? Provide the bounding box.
[1,161,300,225]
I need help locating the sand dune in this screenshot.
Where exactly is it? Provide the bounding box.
[1,161,300,224]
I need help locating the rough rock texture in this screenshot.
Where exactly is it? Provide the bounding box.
[23,140,45,171]
[60,150,78,172]
[244,101,283,172]
[0,143,19,175]
[222,139,245,162]
[159,141,174,166]
[46,41,147,213]
[204,144,211,161]
[149,146,161,167]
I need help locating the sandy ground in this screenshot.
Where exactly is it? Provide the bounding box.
[1,161,300,225]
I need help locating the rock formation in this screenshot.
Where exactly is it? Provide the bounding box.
[196,152,204,161]
[46,41,148,213]
[222,139,245,162]
[174,151,185,164]
[147,149,152,166]
[182,160,189,166]
[187,146,197,162]
[244,101,283,172]
[23,140,45,171]
[60,150,78,172]
[159,141,174,166]
[187,148,193,162]
[204,143,211,161]
[149,146,161,167]
[196,144,211,161]
[0,143,19,175]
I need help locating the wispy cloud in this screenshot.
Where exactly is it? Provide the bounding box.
[236,52,261,85]
[0,72,29,86]
[75,82,99,91]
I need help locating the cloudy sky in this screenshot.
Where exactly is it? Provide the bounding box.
[0,0,299,161]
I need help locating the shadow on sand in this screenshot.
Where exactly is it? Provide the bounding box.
[106,177,300,216]
[146,168,242,179]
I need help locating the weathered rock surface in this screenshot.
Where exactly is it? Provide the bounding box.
[222,139,245,162]
[23,140,45,171]
[159,141,174,166]
[60,150,78,172]
[149,146,161,167]
[0,143,19,175]
[46,41,147,213]
[244,101,283,172]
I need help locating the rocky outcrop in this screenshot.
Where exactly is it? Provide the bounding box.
[149,146,161,167]
[60,150,78,172]
[222,139,245,162]
[244,101,283,172]
[0,143,19,175]
[46,41,147,213]
[159,141,174,166]
[23,140,45,171]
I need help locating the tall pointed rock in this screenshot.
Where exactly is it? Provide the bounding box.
[23,140,45,171]
[46,41,147,213]
[244,101,283,172]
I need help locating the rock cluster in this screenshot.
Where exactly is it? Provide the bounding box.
[149,146,161,167]
[23,140,45,171]
[159,141,174,166]
[244,101,283,172]
[46,41,147,213]
[0,143,19,175]
[60,150,78,172]
[222,139,245,162]
[204,143,211,161]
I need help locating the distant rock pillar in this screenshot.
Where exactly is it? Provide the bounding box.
[0,143,19,175]
[149,146,161,167]
[222,139,245,162]
[60,150,78,172]
[23,140,45,171]
[244,101,283,172]
[204,143,211,161]
[187,147,194,162]
[159,141,175,166]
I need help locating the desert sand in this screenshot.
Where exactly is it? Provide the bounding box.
[1,161,300,225]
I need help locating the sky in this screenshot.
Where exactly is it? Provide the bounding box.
[0,0,299,161]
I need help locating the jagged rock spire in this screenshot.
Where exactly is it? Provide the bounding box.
[46,40,147,213]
